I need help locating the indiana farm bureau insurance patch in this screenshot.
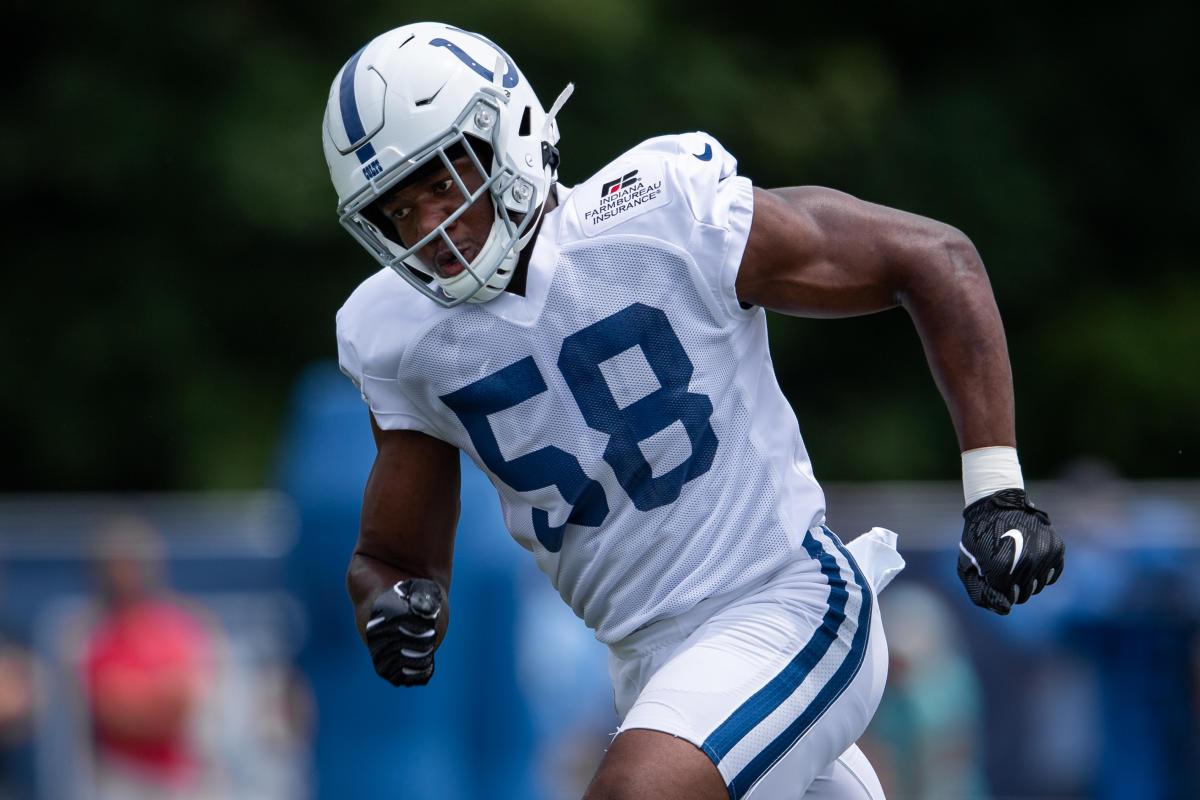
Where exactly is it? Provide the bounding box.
[576,158,670,236]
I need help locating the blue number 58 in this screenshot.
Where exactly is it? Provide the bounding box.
[441,303,717,552]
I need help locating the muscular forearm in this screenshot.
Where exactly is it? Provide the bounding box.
[350,424,459,643]
[897,230,1016,451]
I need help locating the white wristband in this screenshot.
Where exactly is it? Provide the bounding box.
[961,446,1024,507]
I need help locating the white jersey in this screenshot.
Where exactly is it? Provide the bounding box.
[337,133,827,644]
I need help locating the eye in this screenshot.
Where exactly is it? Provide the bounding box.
[433,177,455,193]
[389,206,411,221]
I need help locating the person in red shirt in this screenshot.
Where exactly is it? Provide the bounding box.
[80,517,217,800]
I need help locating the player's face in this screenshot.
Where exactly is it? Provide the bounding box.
[377,154,493,279]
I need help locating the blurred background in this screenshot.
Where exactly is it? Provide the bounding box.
[2,0,1197,797]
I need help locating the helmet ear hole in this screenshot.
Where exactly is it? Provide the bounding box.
[518,106,532,136]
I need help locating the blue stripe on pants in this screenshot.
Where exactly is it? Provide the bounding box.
[701,528,872,799]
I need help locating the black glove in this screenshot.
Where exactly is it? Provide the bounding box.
[366,578,443,686]
[958,488,1064,615]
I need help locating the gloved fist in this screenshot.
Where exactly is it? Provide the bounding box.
[958,488,1064,615]
[366,578,443,686]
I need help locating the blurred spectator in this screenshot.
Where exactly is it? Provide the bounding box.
[78,516,223,800]
[861,581,988,800]
[0,638,34,800]
[0,568,37,800]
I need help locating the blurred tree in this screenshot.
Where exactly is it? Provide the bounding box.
[2,0,1195,489]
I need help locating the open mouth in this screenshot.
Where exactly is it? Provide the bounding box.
[434,248,472,278]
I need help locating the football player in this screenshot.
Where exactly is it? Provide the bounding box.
[323,22,1063,800]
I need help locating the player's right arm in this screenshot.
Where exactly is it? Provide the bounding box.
[347,415,461,685]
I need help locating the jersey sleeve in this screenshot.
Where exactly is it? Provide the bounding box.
[665,132,756,319]
[335,269,443,436]
[566,133,755,320]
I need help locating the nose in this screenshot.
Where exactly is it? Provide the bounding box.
[413,194,458,241]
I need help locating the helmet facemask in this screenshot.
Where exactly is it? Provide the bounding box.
[337,92,541,306]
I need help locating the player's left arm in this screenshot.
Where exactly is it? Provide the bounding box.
[737,185,1064,614]
[348,417,462,684]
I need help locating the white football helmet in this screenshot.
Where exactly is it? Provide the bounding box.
[322,22,571,306]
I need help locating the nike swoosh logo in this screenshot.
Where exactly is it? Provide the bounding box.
[1001,529,1024,573]
[693,143,713,161]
